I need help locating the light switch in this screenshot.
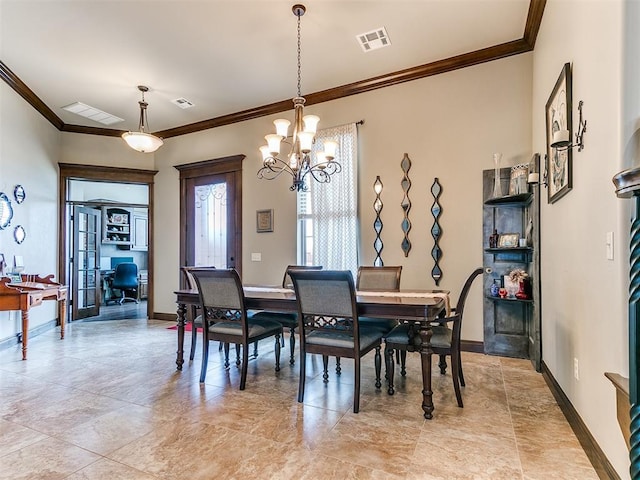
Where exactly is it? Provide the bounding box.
[606,232,614,260]
[251,252,262,262]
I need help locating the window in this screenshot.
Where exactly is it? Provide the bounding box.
[297,123,359,276]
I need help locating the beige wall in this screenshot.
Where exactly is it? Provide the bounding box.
[2,3,632,475]
[0,81,61,338]
[152,53,533,346]
[533,0,628,476]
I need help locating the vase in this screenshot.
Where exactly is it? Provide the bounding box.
[515,280,528,300]
[490,280,500,297]
[492,153,503,198]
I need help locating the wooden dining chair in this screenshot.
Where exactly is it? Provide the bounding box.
[251,265,322,365]
[384,267,483,407]
[180,266,217,361]
[356,266,402,334]
[289,269,384,413]
[190,268,282,388]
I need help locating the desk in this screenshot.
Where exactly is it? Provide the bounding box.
[174,286,446,419]
[0,274,67,360]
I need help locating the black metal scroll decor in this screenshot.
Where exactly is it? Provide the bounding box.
[373,176,384,266]
[400,154,412,257]
[430,178,443,285]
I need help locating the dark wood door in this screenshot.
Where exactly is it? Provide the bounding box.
[72,206,101,320]
[184,173,239,270]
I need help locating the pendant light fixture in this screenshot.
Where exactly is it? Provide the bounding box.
[122,85,164,153]
[257,4,340,192]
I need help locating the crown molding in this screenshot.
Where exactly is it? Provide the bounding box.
[2,0,545,140]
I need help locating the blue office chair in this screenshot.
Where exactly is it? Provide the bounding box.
[110,262,139,304]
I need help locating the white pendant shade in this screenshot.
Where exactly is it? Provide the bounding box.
[274,119,291,137]
[265,134,282,155]
[122,131,163,153]
[298,131,314,153]
[323,140,338,160]
[303,115,319,133]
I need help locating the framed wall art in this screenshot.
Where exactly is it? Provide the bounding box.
[256,209,273,233]
[545,62,573,203]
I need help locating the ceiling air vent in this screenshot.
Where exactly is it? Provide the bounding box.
[171,98,195,109]
[356,27,391,52]
[61,102,124,125]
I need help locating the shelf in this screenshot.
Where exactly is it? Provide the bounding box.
[484,193,532,207]
[485,247,532,253]
[485,295,534,304]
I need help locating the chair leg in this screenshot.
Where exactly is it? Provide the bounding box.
[353,356,361,413]
[288,327,296,365]
[439,354,447,375]
[458,351,465,387]
[298,346,306,403]
[239,342,249,390]
[235,344,241,366]
[450,353,464,407]
[199,334,209,383]
[253,342,258,358]
[336,357,342,375]
[218,341,223,351]
[223,343,230,369]
[374,346,382,389]
[189,321,197,361]
[322,355,329,383]
[385,346,395,395]
[400,350,407,376]
[274,334,281,372]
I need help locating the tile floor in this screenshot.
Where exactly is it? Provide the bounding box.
[0,319,598,479]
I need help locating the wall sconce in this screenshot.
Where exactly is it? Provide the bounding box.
[527,153,541,185]
[551,100,587,152]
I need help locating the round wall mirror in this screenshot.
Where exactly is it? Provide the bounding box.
[14,225,26,244]
[0,193,13,230]
[14,185,26,204]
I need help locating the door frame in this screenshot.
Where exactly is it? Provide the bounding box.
[58,163,158,320]
[174,155,244,279]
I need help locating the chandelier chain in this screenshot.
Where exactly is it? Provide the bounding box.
[297,12,302,98]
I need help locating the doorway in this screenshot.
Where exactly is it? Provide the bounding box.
[175,155,244,278]
[58,164,157,322]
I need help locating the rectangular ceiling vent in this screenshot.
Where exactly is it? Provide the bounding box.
[62,102,124,125]
[171,98,195,109]
[356,27,391,52]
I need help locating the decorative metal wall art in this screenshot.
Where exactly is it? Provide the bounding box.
[13,185,25,204]
[0,193,13,230]
[373,176,384,266]
[430,178,443,285]
[400,153,412,257]
[14,225,25,244]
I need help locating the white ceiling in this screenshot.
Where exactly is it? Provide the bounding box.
[0,0,530,133]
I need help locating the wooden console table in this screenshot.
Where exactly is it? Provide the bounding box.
[0,274,68,360]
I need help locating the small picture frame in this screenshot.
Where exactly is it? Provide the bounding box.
[111,213,126,224]
[498,233,519,248]
[256,209,273,233]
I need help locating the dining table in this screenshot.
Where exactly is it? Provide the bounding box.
[174,286,448,419]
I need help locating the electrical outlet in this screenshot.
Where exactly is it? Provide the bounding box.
[251,252,262,262]
[574,358,579,380]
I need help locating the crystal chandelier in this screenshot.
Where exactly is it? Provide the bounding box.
[122,85,164,153]
[257,4,340,192]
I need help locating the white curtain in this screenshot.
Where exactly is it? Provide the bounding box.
[299,123,359,277]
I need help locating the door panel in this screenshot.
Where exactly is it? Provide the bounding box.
[185,173,238,270]
[72,206,101,319]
